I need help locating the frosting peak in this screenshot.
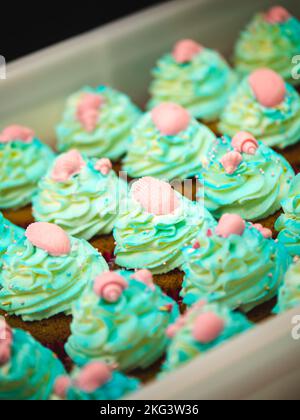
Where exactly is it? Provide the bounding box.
[249,68,286,107]
[172,39,203,63]
[26,222,71,257]
[264,6,291,24]
[151,103,190,135]
[51,149,86,182]
[0,125,35,143]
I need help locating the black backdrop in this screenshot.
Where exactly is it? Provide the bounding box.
[1,0,170,62]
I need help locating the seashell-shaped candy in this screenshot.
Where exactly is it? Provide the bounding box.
[264,6,291,24]
[0,125,35,144]
[231,131,259,155]
[51,149,86,183]
[75,362,112,393]
[94,158,112,176]
[25,222,71,257]
[54,376,72,399]
[0,321,13,366]
[220,151,243,174]
[172,39,203,64]
[249,68,286,108]
[252,223,273,239]
[216,214,246,238]
[76,93,104,132]
[131,269,155,290]
[192,312,225,344]
[93,272,128,303]
[151,103,190,136]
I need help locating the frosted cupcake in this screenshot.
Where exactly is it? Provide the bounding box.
[53,362,140,400]
[219,69,300,151]
[148,39,237,123]
[181,214,291,312]
[276,174,300,257]
[163,301,252,372]
[57,86,141,161]
[33,150,128,243]
[66,270,179,371]
[123,103,216,181]
[274,258,300,314]
[114,177,215,275]
[200,132,294,222]
[0,212,24,269]
[0,321,65,400]
[234,6,300,85]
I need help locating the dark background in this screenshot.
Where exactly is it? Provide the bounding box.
[2,0,170,62]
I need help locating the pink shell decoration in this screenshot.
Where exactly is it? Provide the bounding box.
[172,39,203,63]
[249,68,286,108]
[54,376,72,399]
[76,93,104,132]
[131,269,155,290]
[252,223,273,239]
[94,272,128,303]
[94,158,112,176]
[0,125,35,144]
[0,321,13,366]
[132,177,180,216]
[231,132,259,155]
[25,222,71,257]
[220,151,243,174]
[151,103,190,136]
[192,312,225,344]
[75,362,112,393]
[51,149,86,182]
[264,6,291,24]
[216,214,246,238]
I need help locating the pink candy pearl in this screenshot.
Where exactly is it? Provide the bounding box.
[216,214,246,238]
[151,103,190,136]
[249,68,286,108]
[173,39,203,63]
[193,312,225,344]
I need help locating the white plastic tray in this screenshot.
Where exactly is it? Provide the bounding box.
[1,0,300,400]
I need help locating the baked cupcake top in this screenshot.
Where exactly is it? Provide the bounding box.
[181,214,291,312]
[0,212,24,268]
[276,174,300,257]
[53,362,140,401]
[0,125,55,209]
[66,270,179,371]
[33,150,128,240]
[163,301,252,372]
[234,6,300,84]
[148,39,237,122]
[114,177,216,274]
[219,69,300,149]
[200,132,294,221]
[56,86,141,161]
[123,103,216,181]
[0,222,108,321]
[0,322,65,400]
[274,257,300,314]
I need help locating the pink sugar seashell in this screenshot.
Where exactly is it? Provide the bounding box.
[132,177,180,216]
[216,214,246,238]
[231,132,259,155]
[0,125,35,144]
[54,376,72,399]
[220,151,243,174]
[151,103,190,136]
[94,272,128,303]
[192,312,225,344]
[51,149,86,182]
[173,39,203,63]
[249,68,286,108]
[131,269,155,290]
[264,6,291,24]
[75,362,112,393]
[25,222,71,257]
[0,322,13,366]
[94,158,112,176]
[166,323,180,339]
[252,223,273,239]
[76,93,104,132]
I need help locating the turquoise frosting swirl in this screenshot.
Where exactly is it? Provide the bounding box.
[114,194,216,275]
[33,157,128,240]
[148,48,237,122]
[234,13,300,84]
[66,270,179,371]
[0,236,108,321]
[0,213,24,269]
[181,224,291,312]
[219,77,300,149]
[123,112,216,181]
[57,86,141,161]
[0,328,65,400]
[276,174,300,257]
[200,136,295,221]
[163,302,252,372]
[0,139,55,209]
[274,259,300,314]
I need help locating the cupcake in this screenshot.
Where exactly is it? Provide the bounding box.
[163,301,252,372]
[234,6,300,85]
[0,212,24,268]
[53,362,140,400]
[219,69,300,156]
[123,103,216,181]
[56,86,141,161]
[32,150,128,252]
[0,321,65,400]
[181,214,291,312]
[200,133,294,223]
[274,257,300,314]
[148,39,237,124]
[66,270,179,372]
[275,174,300,257]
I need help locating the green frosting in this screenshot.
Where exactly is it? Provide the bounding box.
[181,224,291,312]
[148,48,237,122]
[219,77,300,149]
[57,86,141,161]
[0,139,55,209]
[274,258,300,314]
[123,112,216,181]
[0,213,24,269]
[163,302,252,372]
[276,174,300,257]
[0,236,108,321]
[0,328,65,400]
[66,270,179,371]
[234,13,300,85]
[33,157,128,240]
[200,136,295,221]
